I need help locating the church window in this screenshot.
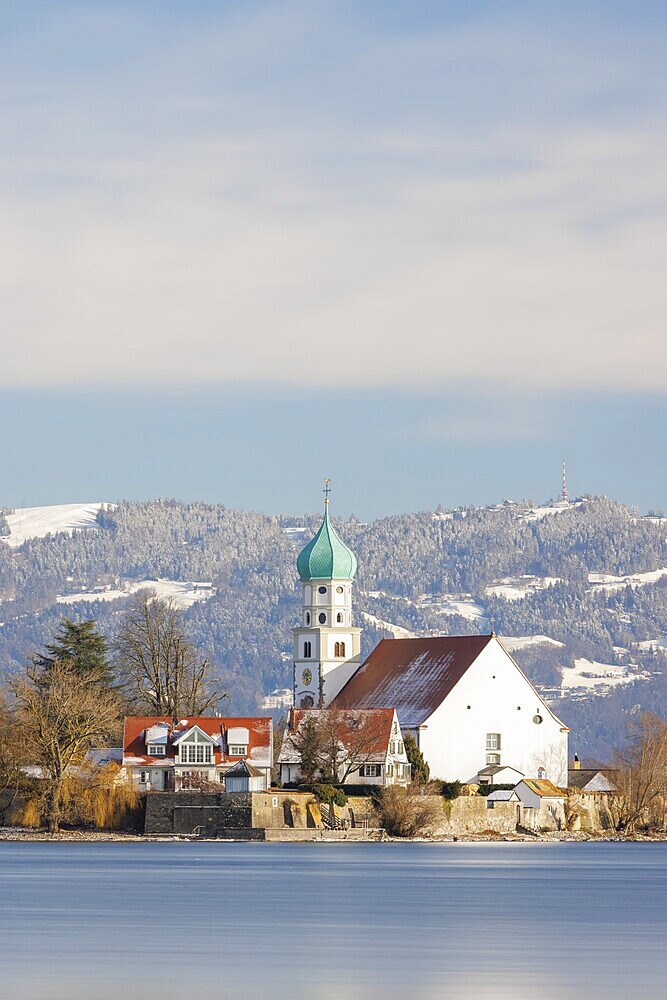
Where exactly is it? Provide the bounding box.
[486,733,501,750]
[336,612,343,623]
[334,641,346,657]
[305,612,310,625]
[318,612,326,624]
[304,641,312,658]
[300,695,314,709]
[336,586,344,593]
[318,586,327,595]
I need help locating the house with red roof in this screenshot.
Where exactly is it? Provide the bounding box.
[122,716,272,792]
[277,707,410,787]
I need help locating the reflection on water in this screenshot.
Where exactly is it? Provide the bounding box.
[0,841,665,1000]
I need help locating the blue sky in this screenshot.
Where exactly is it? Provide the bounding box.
[1,2,666,517]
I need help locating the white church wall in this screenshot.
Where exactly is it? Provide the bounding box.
[417,641,568,785]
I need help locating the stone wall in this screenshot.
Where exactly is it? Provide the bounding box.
[144,790,318,835]
[430,797,519,835]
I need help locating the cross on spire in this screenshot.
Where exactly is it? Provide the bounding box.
[323,478,332,505]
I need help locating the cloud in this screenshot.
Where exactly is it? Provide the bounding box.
[0,2,666,391]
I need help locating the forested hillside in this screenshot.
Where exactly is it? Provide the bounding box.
[1,495,666,758]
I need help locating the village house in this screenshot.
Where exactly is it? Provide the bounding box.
[568,758,617,792]
[278,707,410,788]
[122,716,273,792]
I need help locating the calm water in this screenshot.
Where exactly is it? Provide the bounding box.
[0,841,665,1000]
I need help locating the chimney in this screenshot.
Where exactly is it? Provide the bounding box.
[573,753,580,770]
[288,706,296,731]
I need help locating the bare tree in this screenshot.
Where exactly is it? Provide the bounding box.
[114,591,224,716]
[611,712,667,833]
[11,659,121,833]
[0,691,30,823]
[288,708,391,785]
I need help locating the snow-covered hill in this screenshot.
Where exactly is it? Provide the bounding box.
[2,503,110,548]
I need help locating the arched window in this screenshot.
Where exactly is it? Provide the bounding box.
[305,612,310,625]
[336,612,343,623]
[334,641,346,658]
[304,641,312,658]
[318,612,326,625]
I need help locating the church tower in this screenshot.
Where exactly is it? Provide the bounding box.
[293,484,362,708]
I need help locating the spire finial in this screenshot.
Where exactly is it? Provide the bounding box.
[323,478,332,506]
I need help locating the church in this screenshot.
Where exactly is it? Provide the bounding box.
[291,492,569,787]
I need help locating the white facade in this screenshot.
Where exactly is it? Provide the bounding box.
[407,640,568,786]
[293,578,361,708]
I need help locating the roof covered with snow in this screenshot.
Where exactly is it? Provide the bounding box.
[122,716,272,767]
[331,634,493,727]
[278,708,398,765]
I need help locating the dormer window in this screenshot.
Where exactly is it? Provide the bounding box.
[147,745,166,756]
[228,745,247,756]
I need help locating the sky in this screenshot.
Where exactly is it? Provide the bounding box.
[2,1,666,517]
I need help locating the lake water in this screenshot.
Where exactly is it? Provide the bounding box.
[0,841,665,1000]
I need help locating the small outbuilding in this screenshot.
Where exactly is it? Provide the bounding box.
[223,760,267,793]
[476,764,524,786]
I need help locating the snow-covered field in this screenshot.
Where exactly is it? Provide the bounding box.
[499,635,565,653]
[2,503,109,548]
[523,500,584,521]
[418,593,486,621]
[485,576,561,601]
[362,612,417,639]
[58,579,215,610]
[561,658,648,692]
[588,568,667,593]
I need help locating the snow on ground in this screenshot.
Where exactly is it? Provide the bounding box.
[58,579,215,610]
[362,612,417,639]
[561,658,648,692]
[523,501,584,521]
[588,567,667,593]
[2,503,110,548]
[499,635,565,653]
[418,593,486,621]
[485,576,561,601]
[636,636,667,652]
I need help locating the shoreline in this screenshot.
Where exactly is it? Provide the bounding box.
[1,826,665,844]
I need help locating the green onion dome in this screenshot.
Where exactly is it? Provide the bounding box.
[296,505,358,582]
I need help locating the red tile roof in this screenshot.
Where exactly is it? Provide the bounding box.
[279,708,397,764]
[331,635,493,727]
[122,716,272,767]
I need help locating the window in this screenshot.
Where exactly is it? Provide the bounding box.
[304,641,312,658]
[486,733,501,750]
[180,744,212,764]
[397,741,404,754]
[336,586,344,594]
[334,641,346,657]
[318,586,327,594]
[390,741,396,754]
[336,612,343,623]
[361,764,382,778]
[300,695,314,708]
[140,771,149,784]
[486,754,501,765]
[387,764,394,778]
[228,745,247,756]
[305,612,310,625]
[318,612,326,625]
[147,745,165,756]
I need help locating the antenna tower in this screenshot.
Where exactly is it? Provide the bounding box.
[560,460,569,505]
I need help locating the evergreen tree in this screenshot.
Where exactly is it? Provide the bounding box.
[404,734,430,785]
[35,618,114,690]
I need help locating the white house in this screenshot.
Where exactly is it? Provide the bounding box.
[278,707,410,788]
[331,634,569,786]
